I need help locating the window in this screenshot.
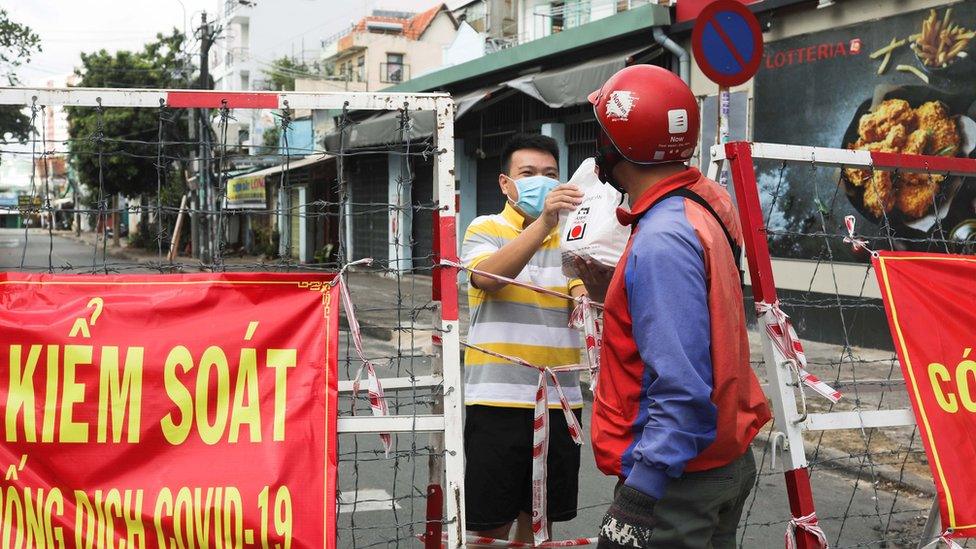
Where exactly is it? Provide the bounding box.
[385,53,405,83]
[548,0,591,34]
[551,1,565,34]
[357,56,365,82]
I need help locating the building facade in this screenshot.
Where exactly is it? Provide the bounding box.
[320,4,459,92]
[210,0,330,151]
[323,0,974,347]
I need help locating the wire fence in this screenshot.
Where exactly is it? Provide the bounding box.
[730,153,976,549]
[4,89,973,548]
[2,90,462,548]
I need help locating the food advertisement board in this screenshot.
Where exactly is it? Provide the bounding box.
[754,2,976,259]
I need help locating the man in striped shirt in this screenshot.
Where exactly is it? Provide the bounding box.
[461,133,586,541]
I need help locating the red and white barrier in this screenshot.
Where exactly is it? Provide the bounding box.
[459,339,588,545]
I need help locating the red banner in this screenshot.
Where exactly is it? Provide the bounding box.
[0,272,339,548]
[874,252,976,538]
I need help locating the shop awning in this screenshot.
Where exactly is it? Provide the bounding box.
[229,154,332,180]
[455,84,506,119]
[321,84,505,150]
[323,111,436,151]
[504,48,653,108]
[224,154,332,209]
[325,48,656,149]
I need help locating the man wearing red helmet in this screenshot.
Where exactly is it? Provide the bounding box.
[582,65,771,548]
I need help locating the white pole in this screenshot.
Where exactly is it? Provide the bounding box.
[718,86,730,187]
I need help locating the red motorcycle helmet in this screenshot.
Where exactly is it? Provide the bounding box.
[588,65,700,165]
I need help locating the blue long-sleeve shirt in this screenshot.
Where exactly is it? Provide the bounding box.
[621,196,718,498]
[591,168,770,501]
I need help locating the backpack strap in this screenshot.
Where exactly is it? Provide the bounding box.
[650,187,744,285]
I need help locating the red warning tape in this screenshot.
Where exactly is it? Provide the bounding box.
[336,269,391,455]
[756,301,842,403]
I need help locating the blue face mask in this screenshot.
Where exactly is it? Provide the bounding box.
[505,175,559,219]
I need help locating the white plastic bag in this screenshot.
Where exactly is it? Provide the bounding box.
[559,157,630,278]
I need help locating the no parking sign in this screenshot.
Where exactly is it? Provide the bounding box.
[692,0,764,87]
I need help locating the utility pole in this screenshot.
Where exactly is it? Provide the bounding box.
[196,12,214,262]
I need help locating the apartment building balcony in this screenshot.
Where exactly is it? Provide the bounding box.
[223,0,250,25]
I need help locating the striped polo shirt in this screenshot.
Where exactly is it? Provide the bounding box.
[461,203,584,409]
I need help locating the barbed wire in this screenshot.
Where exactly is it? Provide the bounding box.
[8,94,959,547]
[7,94,460,549]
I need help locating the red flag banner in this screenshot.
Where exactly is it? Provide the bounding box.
[0,272,339,549]
[874,251,976,538]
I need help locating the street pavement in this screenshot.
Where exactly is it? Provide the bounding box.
[0,229,943,548]
[0,227,144,273]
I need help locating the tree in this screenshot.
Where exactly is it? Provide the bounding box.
[264,57,316,91]
[66,30,192,247]
[262,125,281,154]
[67,30,191,199]
[0,9,41,143]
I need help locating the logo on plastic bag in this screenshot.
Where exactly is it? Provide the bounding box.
[567,223,587,241]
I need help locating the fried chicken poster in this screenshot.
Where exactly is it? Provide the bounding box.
[755,1,976,260]
[0,273,340,549]
[874,252,976,538]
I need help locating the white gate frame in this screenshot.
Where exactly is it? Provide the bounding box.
[708,141,976,549]
[0,86,467,548]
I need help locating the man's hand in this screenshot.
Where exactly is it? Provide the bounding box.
[573,256,615,303]
[597,486,658,549]
[537,184,583,230]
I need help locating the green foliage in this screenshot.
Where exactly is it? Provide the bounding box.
[262,125,281,154]
[264,57,316,91]
[66,30,192,199]
[0,8,41,143]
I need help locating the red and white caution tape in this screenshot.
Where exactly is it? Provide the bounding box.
[442,259,603,310]
[421,533,598,547]
[460,341,584,546]
[785,512,829,549]
[843,215,878,257]
[450,258,604,387]
[335,265,392,456]
[448,259,598,544]
[532,373,551,545]
[919,530,964,549]
[938,531,963,549]
[532,367,584,545]
[570,296,602,391]
[756,301,842,404]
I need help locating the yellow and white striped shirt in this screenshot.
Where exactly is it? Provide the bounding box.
[461,204,583,409]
